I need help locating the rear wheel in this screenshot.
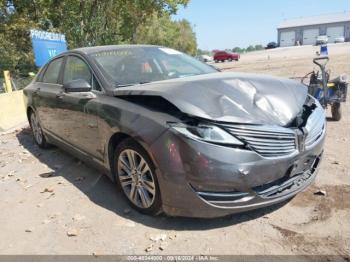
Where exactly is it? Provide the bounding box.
[29,111,50,148]
[114,138,162,215]
[331,102,342,121]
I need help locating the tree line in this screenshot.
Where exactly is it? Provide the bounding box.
[232,45,264,53]
[197,44,265,56]
[0,0,196,75]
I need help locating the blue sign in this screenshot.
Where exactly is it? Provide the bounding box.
[30,29,67,67]
[320,44,328,56]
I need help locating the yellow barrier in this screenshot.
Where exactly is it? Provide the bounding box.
[3,71,12,93]
[0,90,27,132]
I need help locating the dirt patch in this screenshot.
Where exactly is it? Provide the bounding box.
[290,185,350,222]
[270,223,349,256]
[217,43,350,79]
[271,224,300,238]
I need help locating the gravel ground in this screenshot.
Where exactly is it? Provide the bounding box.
[0,44,349,256]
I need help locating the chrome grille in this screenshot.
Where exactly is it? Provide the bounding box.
[224,125,297,157]
[305,105,326,147]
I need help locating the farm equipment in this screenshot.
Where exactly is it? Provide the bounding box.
[302,56,348,121]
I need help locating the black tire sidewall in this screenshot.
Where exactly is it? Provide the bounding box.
[113,138,162,215]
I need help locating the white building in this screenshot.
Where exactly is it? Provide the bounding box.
[278,11,350,47]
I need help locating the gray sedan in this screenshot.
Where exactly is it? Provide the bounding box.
[23,45,325,218]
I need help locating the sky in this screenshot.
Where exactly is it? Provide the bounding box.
[174,0,350,50]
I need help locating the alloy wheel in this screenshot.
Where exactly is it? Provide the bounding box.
[117,149,156,209]
[30,113,43,145]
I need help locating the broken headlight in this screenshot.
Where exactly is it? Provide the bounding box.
[169,123,244,146]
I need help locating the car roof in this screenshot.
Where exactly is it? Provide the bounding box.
[72,44,162,55]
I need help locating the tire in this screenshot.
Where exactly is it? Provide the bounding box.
[228,58,233,62]
[113,138,162,215]
[29,111,50,149]
[331,102,342,121]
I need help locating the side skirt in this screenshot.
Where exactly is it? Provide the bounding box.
[44,129,114,182]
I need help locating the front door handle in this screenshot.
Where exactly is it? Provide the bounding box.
[56,93,65,99]
[33,87,41,95]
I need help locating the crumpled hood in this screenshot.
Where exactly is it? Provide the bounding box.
[113,72,308,126]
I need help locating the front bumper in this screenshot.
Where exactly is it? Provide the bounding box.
[149,123,325,218]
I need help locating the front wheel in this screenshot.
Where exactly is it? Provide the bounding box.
[331,102,342,121]
[29,111,50,148]
[114,138,162,215]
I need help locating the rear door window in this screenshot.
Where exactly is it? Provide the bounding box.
[42,57,64,84]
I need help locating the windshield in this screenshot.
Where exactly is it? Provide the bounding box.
[90,46,217,86]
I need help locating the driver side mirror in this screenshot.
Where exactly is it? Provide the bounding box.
[63,79,92,93]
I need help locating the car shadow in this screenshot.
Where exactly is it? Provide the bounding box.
[16,127,289,230]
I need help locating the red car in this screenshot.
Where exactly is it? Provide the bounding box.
[214,51,240,62]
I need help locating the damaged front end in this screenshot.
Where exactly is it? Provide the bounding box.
[113,72,326,217]
[165,96,324,217]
